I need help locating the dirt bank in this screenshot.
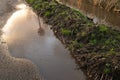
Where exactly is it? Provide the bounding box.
[59,0,120,12]
[26,0,120,80]
[90,0,120,12]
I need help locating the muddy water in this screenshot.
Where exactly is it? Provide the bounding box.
[59,0,120,30]
[2,3,86,80]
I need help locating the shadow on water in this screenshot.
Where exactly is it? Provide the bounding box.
[2,3,86,80]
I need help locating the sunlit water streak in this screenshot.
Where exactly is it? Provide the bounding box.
[2,3,86,80]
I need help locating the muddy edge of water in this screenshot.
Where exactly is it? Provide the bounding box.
[0,0,44,80]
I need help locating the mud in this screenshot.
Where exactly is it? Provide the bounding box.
[0,0,44,80]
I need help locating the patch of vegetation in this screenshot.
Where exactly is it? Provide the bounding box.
[26,0,34,4]
[44,11,52,17]
[104,63,111,74]
[26,0,120,80]
[61,28,72,35]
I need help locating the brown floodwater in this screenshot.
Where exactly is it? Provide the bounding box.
[59,0,120,30]
[2,3,86,80]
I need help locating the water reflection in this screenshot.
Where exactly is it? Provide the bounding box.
[2,3,86,80]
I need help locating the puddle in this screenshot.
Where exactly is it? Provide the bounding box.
[2,3,86,80]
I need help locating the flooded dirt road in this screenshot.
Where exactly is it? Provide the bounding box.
[2,2,86,80]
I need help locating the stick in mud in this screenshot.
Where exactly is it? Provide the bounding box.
[37,15,45,36]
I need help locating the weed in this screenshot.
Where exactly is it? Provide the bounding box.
[61,28,72,35]
[71,40,83,49]
[44,11,52,17]
[99,24,108,32]
[104,63,111,74]
[26,0,34,4]
[73,9,87,21]
[109,48,116,55]
[33,3,41,10]
[105,39,111,45]
[81,32,86,37]
[89,39,97,45]
[87,22,94,27]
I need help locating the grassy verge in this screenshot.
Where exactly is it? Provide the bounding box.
[25,0,120,80]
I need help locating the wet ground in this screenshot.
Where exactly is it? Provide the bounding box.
[0,0,43,80]
[2,1,86,80]
[0,0,23,28]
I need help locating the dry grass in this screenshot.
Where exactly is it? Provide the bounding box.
[59,0,120,12]
[93,0,119,11]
